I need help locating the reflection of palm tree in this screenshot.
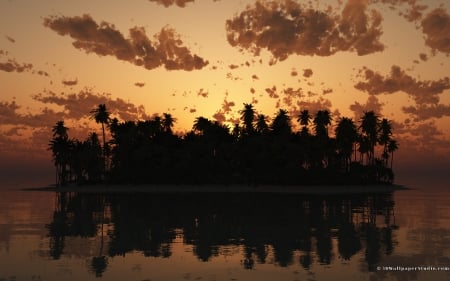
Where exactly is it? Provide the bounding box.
[90,197,108,278]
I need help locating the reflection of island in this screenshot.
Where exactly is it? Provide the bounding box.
[47,191,397,276]
[49,104,398,186]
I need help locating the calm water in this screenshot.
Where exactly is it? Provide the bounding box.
[0,176,449,281]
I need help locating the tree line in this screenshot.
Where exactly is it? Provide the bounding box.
[48,103,399,186]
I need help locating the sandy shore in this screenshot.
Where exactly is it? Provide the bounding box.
[24,183,410,194]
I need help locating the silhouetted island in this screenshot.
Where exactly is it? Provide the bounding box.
[48,104,399,188]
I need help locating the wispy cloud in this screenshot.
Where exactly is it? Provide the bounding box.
[354,65,450,105]
[226,0,384,61]
[43,14,208,71]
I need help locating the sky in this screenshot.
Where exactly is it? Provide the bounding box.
[1,0,450,182]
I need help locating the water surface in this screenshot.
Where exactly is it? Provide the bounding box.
[0,177,449,281]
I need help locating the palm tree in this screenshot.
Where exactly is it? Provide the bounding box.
[335,117,358,171]
[193,116,212,134]
[298,110,311,135]
[360,111,379,165]
[271,109,291,136]
[387,139,398,169]
[313,110,331,138]
[255,114,269,135]
[90,104,110,152]
[49,120,70,186]
[90,104,110,175]
[162,113,176,135]
[240,103,256,136]
[378,118,392,167]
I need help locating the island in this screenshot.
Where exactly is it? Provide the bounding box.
[47,103,399,189]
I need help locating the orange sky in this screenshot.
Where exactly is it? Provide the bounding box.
[1,0,450,179]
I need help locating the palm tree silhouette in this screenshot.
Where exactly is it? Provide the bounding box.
[240,103,256,136]
[162,113,176,135]
[271,109,291,136]
[313,110,331,138]
[378,118,392,167]
[335,117,358,171]
[49,121,70,186]
[255,114,269,135]
[387,140,398,169]
[90,104,110,175]
[298,109,311,136]
[360,111,379,165]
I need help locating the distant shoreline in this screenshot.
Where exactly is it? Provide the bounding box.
[23,183,410,194]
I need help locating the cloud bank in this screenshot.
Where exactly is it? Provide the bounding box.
[226,0,384,61]
[43,14,208,71]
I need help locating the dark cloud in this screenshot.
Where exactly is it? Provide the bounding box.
[134,82,145,87]
[251,74,259,80]
[370,0,428,22]
[229,64,239,69]
[355,65,450,105]
[303,69,313,78]
[62,78,78,86]
[291,69,298,76]
[43,14,208,71]
[226,0,384,60]
[421,8,450,54]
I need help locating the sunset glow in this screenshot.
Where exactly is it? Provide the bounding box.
[1,0,450,178]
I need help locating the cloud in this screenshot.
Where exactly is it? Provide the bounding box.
[251,74,259,80]
[148,0,194,7]
[296,97,333,114]
[228,64,239,69]
[62,78,78,86]
[134,82,145,87]
[349,95,384,121]
[265,86,279,99]
[226,0,384,60]
[421,8,450,54]
[354,65,450,105]
[0,58,49,76]
[31,89,150,121]
[197,88,208,98]
[303,69,313,78]
[291,69,298,77]
[5,36,15,43]
[419,53,428,61]
[402,103,450,121]
[43,14,208,71]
